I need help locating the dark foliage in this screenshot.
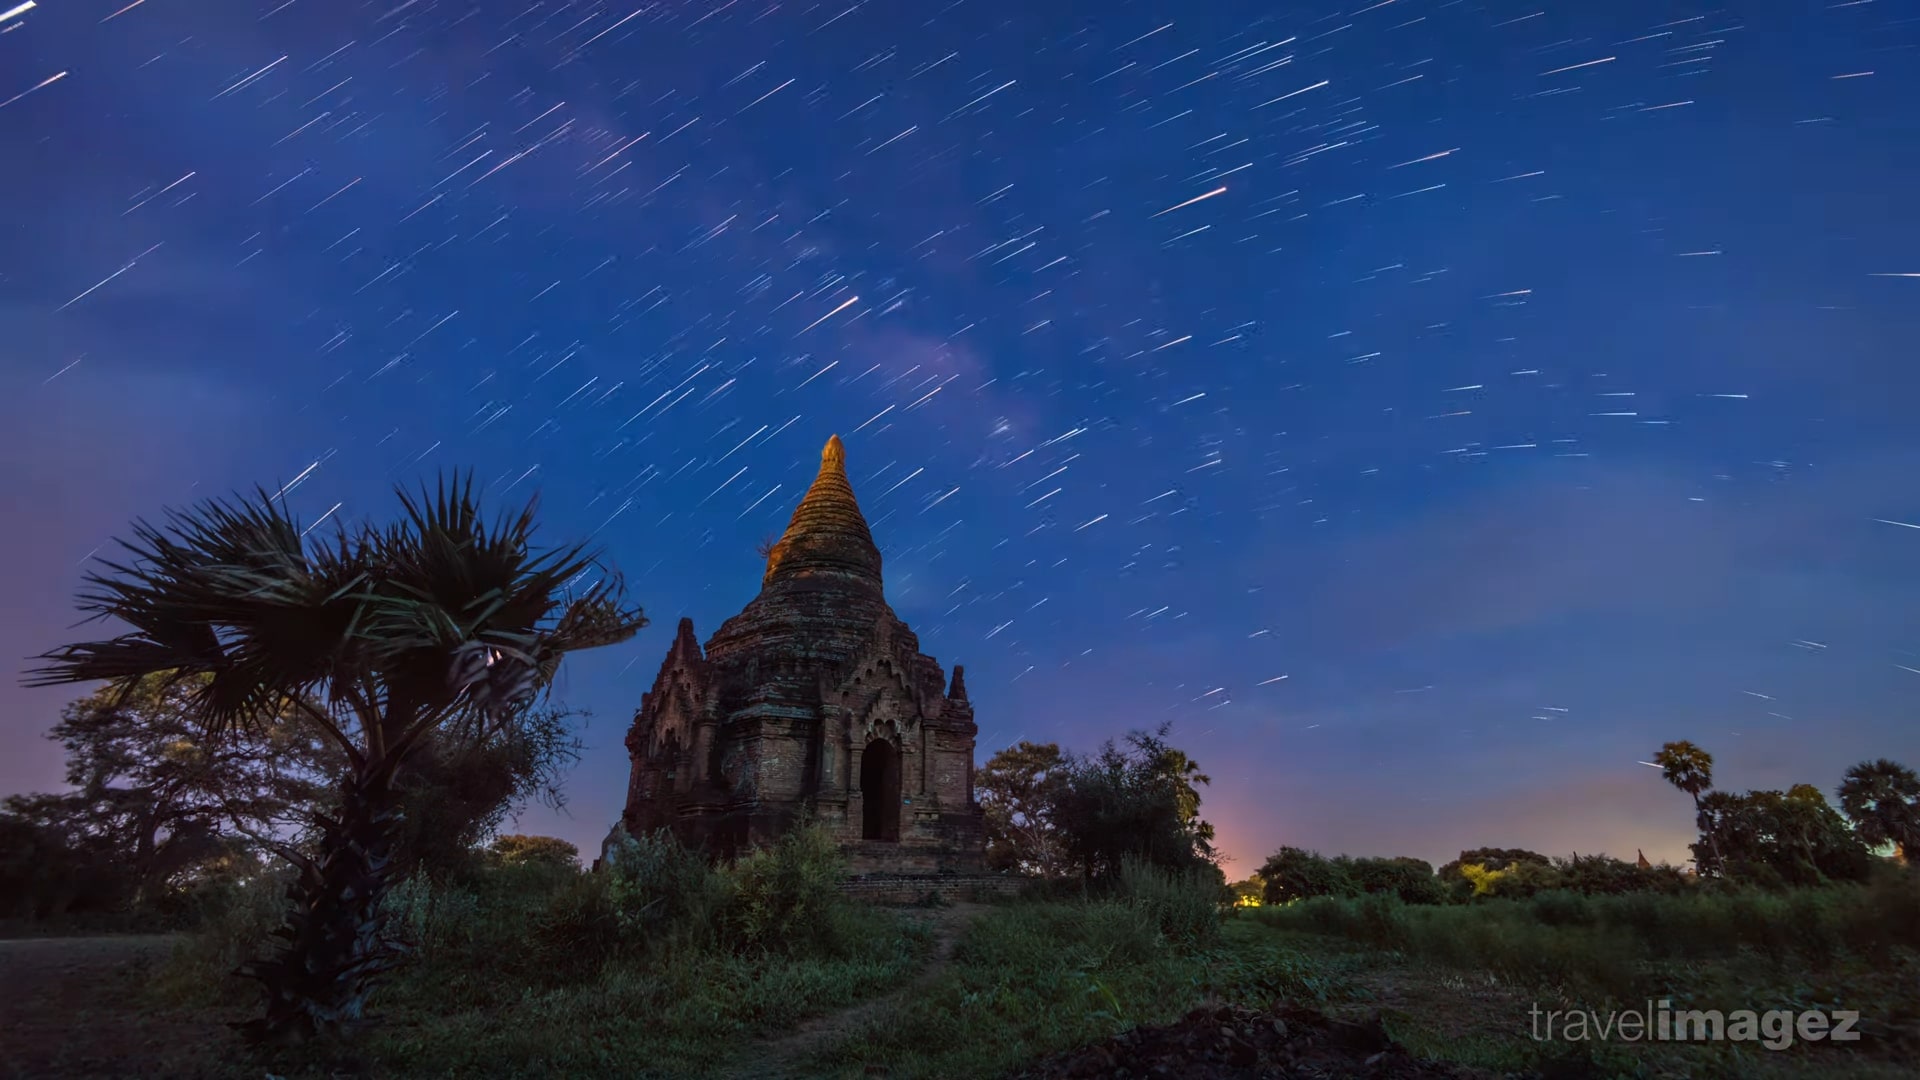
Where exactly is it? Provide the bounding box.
[1258,847,1354,905]
[490,833,580,868]
[1344,855,1444,905]
[0,674,333,923]
[977,740,1069,875]
[386,706,585,881]
[1049,724,1218,883]
[0,803,141,919]
[1259,849,1445,906]
[1550,852,1689,896]
[1692,785,1872,886]
[24,473,642,1043]
[1839,758,1920,861]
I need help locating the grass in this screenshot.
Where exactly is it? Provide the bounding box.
[149,827,944,1078]
[1240,870,1920,1079]
[118,859,1920,1078]
[369,914,933,1078]
[792,890,1364,1079]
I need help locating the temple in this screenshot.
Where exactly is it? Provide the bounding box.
[611,435,988,876]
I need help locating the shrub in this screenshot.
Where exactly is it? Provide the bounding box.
[727,824,851,956]
[604,827,732,952]
[1528,889,1595,928]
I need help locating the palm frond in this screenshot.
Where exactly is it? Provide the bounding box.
[26,489,367,741]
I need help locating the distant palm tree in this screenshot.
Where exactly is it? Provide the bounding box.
[26,474,644,1043]
[1160,747,1215,844]
[1838,759,1920,863]
[1653,740,1723,871]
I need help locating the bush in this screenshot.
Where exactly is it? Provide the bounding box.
[727,824,852,956]
[604,827,733,952]
[1527,889,1595,928]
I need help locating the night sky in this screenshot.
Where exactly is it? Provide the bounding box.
[4,0,1918,875]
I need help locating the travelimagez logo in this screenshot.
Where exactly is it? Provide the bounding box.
[1531,1000,1862,1051]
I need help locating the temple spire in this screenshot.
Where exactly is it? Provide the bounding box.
[669,617,702,660]
[761,435,883,593]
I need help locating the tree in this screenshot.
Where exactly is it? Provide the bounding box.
[26,474,644,1043]
[1693,787,1871,885]
[0,797,137,919]
[1838,759,1920,862]
[976,740,1069,875]
[1653,740,1724,872]
[386,705,585,880]
[490,834,580,868]
[1051,724,1217,883]
[1343,856,1443,905]
[9,675,335,910]
[1257,847,1352,904]
[1437,848,1551,901]
[1228,873,1265,907]
[1141,741,1215,848]
[1553,852,1686,896]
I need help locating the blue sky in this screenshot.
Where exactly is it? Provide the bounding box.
[3,0,1917,872]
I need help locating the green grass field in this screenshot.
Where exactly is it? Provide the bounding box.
[102,855,1914,1079]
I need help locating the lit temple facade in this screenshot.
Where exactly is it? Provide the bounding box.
[610,435,987,875]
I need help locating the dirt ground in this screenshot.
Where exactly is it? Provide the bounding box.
[1006,1001,1503,1080]
[0,935,244,1079]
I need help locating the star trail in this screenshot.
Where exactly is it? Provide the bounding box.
[2,0,1917,871]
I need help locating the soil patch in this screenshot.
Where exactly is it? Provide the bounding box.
[1006,1001,1509,1080]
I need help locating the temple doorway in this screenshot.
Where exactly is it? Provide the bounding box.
[861,739,901,841]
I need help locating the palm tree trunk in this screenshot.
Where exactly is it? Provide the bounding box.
[236,761,405,1044]
[1694,794,1726,875]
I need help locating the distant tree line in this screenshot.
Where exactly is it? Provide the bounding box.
[1220,743,1917,908]
[1653,740,1918,886]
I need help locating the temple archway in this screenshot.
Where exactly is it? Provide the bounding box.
[861,738,901,841]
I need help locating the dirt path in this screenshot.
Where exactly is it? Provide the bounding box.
[726,902,988,1080]
[0,935,241,1079]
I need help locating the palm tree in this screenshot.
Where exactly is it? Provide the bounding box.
[1653,740,1723,872]
[25,474,644,1043]
[1838,759,1920,863]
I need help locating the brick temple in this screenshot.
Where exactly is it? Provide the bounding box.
[611,434,988,876]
